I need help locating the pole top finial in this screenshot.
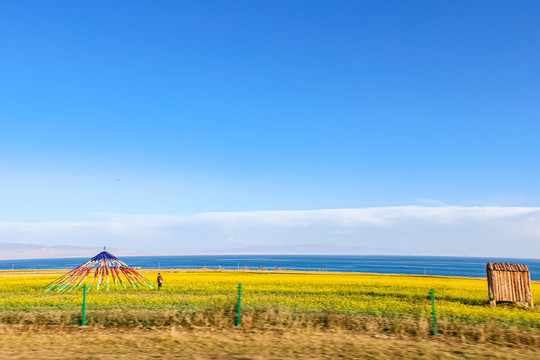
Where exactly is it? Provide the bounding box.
[104,246,106,251]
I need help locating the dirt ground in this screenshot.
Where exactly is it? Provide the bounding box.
[0,325,538,359]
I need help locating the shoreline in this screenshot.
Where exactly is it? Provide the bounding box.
[0,268,493,280]
[1,267,538,283]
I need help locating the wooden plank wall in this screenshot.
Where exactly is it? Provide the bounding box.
[487,269,533,307]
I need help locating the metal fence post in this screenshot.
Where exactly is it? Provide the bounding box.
[82,284,87,326]
[430,289,438,335]
[236,283,242,326]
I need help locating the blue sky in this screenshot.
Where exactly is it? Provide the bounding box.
[1,2,540,256]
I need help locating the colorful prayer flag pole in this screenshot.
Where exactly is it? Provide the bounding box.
[44,247,153,292]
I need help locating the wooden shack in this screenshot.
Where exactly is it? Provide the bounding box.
[486,262,533,308]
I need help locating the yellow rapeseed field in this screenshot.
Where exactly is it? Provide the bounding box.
[1,270,538,328]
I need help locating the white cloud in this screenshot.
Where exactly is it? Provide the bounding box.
[1,206,540,258]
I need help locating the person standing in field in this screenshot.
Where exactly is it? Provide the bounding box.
[157,273,163,290]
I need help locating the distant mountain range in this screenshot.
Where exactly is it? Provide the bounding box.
[0,243,162,260]
[0,242,404,260]
[194,244,403,255]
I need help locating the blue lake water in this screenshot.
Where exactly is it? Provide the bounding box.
[1,255,539,280]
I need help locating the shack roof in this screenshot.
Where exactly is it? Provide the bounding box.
[486,262,529,272]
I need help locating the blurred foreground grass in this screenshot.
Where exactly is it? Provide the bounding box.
[0,326,539,360]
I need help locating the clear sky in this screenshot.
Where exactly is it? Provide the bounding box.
[1,2,539,256]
